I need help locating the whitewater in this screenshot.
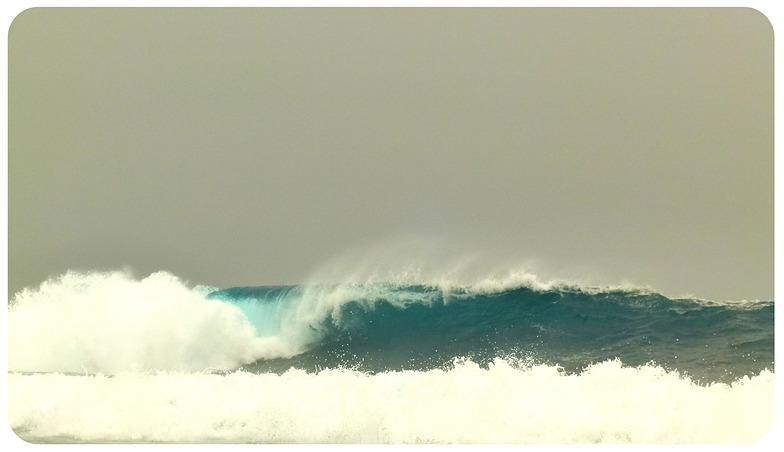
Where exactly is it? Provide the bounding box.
[7,269,775,443]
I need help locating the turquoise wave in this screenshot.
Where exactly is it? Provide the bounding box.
[207,283,774,383]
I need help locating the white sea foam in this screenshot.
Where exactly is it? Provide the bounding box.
[8,359,774,444]
[7,271,298,374]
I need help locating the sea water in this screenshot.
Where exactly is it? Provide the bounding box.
[7,270,774,443]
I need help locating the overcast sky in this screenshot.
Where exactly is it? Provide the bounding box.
[8,8,773,301]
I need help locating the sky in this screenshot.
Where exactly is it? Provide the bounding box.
[7,7,773,301]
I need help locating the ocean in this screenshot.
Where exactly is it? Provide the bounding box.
[7,269,774,443]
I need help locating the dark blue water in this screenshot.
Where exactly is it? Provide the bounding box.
[207,284,773,384]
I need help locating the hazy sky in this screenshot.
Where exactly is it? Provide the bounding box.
[8,8,773,301]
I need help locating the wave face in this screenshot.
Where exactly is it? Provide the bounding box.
[206,282,773,384]
[7,270,775,443]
